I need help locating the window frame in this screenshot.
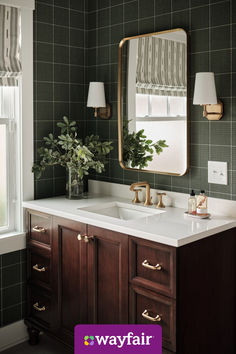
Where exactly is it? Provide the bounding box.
[0,85,21,234]
[0,0,34,239]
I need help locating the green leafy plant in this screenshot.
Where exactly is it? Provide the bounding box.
[32,116,113,180]
[123,120,168,169]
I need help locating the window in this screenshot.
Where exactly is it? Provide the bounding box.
[136,94,186,118]
[0,85,20,233]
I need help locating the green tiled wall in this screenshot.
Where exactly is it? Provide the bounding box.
[33,1,235,200]
[86,0,236,200]
[34,0,87,199]
[0,250,26,327]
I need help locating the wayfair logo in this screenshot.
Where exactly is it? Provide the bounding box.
[84,332,153,348]
[75,324,162,354]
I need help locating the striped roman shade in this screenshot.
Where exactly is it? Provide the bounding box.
[0,5,21,86]
[136,36,187,97]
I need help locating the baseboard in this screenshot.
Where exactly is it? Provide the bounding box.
[0,320,28,352]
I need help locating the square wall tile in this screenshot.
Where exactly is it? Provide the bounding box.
[139,0,154,19]
[2,265,21,288]
[211,25,230,50]
[173,0,189,12]
[155,0,171,16]
[124,2,139,22]
[172,10,190,31]
[211,1,230,27]
[190,29,209,53]
[2,252,20,267]
[191,6,209,30]
[210,122,231,146]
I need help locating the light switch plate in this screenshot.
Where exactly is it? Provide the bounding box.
[208,161,227,185]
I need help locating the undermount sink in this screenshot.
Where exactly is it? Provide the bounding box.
[78,202,165,221]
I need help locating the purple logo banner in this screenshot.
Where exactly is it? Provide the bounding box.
[75,324,162,353]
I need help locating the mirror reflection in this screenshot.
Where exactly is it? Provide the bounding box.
[119,29,188,175]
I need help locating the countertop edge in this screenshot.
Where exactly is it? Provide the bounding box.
[23,200,236,248]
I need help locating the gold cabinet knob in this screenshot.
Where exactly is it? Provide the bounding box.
[132,188,142,203]
[142,309,161,322]
[32,264,46,272]
[156,192,166,208]
[77,234,82,241]
[33,302,46,312]
[84,235,94,243]
[142,259,162,271]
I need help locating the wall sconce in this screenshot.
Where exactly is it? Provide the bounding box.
[87,82,111,120]
[193,72,223,120]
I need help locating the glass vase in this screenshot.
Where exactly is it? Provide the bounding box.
[66,168,84,199]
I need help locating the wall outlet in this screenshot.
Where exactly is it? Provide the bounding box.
[208,161,227,185]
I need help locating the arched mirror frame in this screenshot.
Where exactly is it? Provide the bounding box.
[118,28,190,176]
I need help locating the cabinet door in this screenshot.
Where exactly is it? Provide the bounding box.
[52,217,88,344]
[87,225,129,324]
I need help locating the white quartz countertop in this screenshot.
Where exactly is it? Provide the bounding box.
[23,195,236,247]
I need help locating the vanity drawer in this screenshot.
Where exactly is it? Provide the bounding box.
[28,286,53,328]
[28,247,51,288]
[129,285,176,352]
[28,211,52,245]
[129,237,176,298]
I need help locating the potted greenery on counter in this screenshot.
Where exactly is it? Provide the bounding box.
[33,117,113,199]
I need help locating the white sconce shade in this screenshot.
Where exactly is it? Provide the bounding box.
[193,72,217,105]
[87,82,106,108]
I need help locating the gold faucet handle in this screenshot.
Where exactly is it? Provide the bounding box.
[156,192,166,208]
[132,188,142,203]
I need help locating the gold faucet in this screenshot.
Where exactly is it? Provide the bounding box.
[130,181,153,206]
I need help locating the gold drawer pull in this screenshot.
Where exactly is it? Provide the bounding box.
[77,234,94,243]
[33,302,46,312]
[33,264,46,272]
[142,309,161,322]
[32,226,46,233]
[142,259,162,271]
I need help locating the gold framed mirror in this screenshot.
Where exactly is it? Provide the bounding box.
[118,28,189,176]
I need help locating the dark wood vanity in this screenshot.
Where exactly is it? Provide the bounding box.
[25,209,236,354]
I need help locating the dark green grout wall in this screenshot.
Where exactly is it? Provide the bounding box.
[0,250,26,327]
[34,0,236,201]
[33,0,87,199]
[86,0,236,201]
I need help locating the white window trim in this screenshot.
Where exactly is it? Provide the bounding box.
[136,95,186,120]
[0,0,35,243]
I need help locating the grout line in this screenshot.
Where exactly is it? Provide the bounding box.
[37,1,86,14]
[85,19,235,34]
[1,301,26,312]
[86,0,230,15]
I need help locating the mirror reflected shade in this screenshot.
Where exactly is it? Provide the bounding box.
[118,28,189,176]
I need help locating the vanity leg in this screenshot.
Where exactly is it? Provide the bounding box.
[27,327,40,345]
